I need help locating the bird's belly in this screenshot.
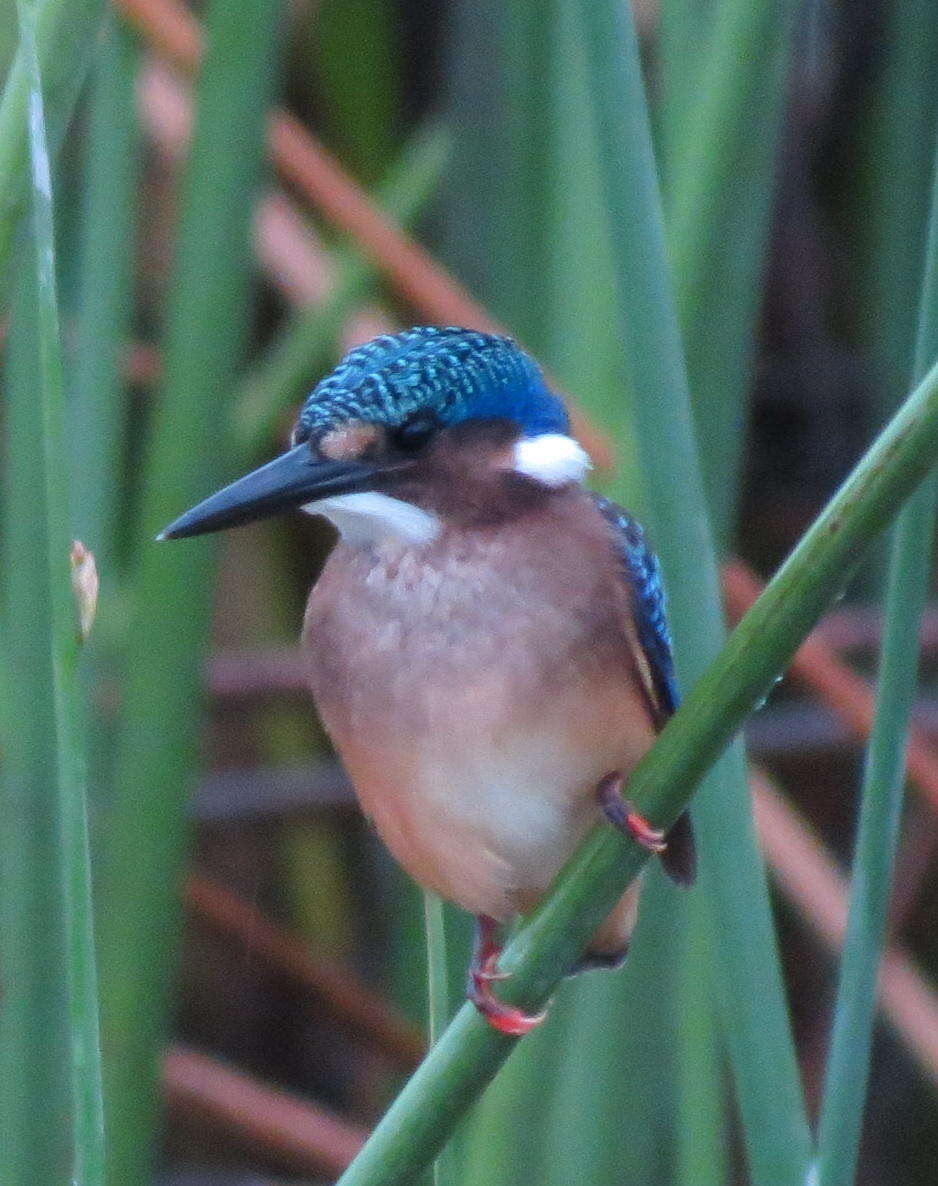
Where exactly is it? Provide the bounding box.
[303,536,657,920]
[343,735,599,918]
[324,680,655,920]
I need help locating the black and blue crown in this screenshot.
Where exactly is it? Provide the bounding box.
[293,327,569,444]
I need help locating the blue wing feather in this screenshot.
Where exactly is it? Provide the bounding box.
[591,494,679,722]
[591,494,696,887]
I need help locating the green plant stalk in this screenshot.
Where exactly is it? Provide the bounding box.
[660,1,794,1172]
[815,138,938,1186]
[314,0,400,186]
[535,879,689,1186]
[1,229,70,1186]
[96,2,282,1180]
[674,894,727,1186]
[0,0,104,287]
[863,0,938,424]
[17,2,104,1180]
[70,12,140,806]
[72,11,139,562]
[335,349,938,1185]
[423,892,450,1046]
[0,4,18,84]
[232,121,449,458]
[656,0,712,171]
[451,10,669,1183]
[577,2,812,1181]
[663,0,796,540]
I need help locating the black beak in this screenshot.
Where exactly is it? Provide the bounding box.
[158,443,403,540]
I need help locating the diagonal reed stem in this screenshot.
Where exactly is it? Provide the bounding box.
[816,131,938,1186]
[332,350,938,1186]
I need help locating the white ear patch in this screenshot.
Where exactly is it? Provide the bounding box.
[304,492,441,547]
[512,434,592,487]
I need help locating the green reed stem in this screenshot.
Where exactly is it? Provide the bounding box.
[13,2,104,1180]
[97,2,282,1180]
[816,130,938,1186]
[0,0,104,285]
[332,347,938,1186]
[576,3,812,1181]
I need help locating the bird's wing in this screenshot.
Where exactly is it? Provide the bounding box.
[591,494,696,886]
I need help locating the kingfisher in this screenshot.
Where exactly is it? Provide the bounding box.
[161,326,695,1035]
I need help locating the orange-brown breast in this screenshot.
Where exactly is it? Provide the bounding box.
[302,491,657,946]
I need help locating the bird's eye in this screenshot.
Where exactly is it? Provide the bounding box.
[393,413,438,454]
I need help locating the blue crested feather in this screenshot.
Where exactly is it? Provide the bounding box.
[592,496,696,886]
[591,494,679,720]
[293,326,569,443]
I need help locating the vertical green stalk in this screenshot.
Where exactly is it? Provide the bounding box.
[4,2,104,1181]
[450,9,677,1184]
[816,132,938,1186]
[1,237,71,1186]
[97,3,283,1181]
[656,0,713,170]
[424,892,450,1046]
[659,3,795,1173]
[662,0,797,540]
[674,902,727,1186]
[862,0,938,422]
[575,4,813,1184]
[314,0,400,185]
[0,0,105,284]
[72,10,139,563]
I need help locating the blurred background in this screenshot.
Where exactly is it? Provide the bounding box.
[2,0,938,1184]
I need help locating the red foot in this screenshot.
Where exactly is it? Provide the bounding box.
[597,773,667,854]
[468,916,547,1036]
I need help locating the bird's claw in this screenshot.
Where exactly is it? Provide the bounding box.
[468,915,547,1035]
[597,772,667,854]
[624,809,667,853]
[468,972,547,1035]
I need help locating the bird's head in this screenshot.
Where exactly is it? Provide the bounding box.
[159,326,591,545]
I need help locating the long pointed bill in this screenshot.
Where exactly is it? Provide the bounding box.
[158,442,403,540]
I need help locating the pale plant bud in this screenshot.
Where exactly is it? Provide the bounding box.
[70,540,98,642]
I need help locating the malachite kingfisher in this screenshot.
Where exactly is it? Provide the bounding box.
[161,326,695,1035]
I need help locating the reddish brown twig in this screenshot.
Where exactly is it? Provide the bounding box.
[185,873,425,1070]
[113,0,615,469]
[724,558,938,814]
[726,558,938,928]
[752,774,938,1082]
[162,1045,367,1177]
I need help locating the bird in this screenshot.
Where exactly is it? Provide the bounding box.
[160,326,696,1035]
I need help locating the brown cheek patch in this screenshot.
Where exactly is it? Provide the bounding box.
[318,421,384,461]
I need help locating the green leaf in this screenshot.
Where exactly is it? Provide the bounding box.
[575,3,812,1181]
[95,2,284,1179]
[1,2,104,1181]
[662,0,797,541]
[0,0,105,287]
[816,129,938,1186]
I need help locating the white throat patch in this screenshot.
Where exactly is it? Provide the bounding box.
[304,492,440,547]
[512,433,592,487]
